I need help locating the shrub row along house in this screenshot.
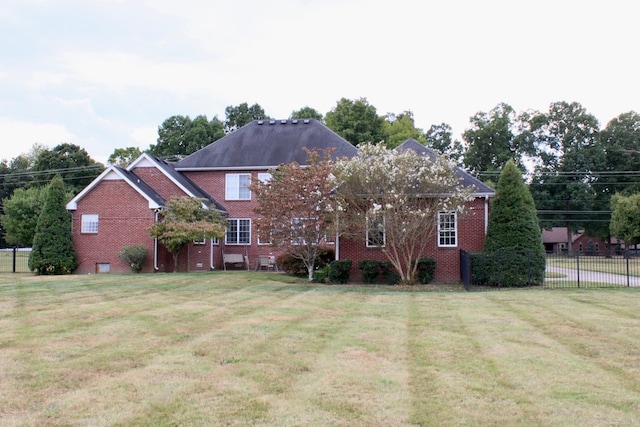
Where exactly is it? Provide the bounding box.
[66,119,494,282]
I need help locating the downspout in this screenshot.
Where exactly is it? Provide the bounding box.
[210,239,215,270]
[154,210,159,271]
[335,212,340,260]
[484,195,489,234]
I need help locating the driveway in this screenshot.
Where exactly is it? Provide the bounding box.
[546,266,640,287]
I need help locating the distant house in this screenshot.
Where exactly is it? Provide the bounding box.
[542,227,609,254]
[67,119,494,282]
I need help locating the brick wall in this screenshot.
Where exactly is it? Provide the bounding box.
[72,180,157,274]
[339,197,489,283]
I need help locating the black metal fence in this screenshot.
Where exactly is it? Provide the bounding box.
[460,249,640,291]
[0,248,31,273]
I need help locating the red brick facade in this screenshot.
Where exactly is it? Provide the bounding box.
[68,130,493,282]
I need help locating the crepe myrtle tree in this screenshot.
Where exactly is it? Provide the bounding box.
[250,148,339,282]
[334,143,472,284]
[149,196,227,272]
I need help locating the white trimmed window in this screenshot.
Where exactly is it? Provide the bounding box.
[226,173,251,200]
[438,211,457,247]
[194,236,206,245]
[81,214,99,233]
[226,219,251,245]
[257,172,272,183]
[366,211,385,247]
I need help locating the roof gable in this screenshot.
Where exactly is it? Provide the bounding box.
[175,119,357,170]
[395,138,495,197]
[66,166,165,210]
[128,153,226,213]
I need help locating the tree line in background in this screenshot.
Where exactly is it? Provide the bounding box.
[2,98,640,249]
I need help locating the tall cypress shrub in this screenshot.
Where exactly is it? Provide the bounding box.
[483,160,546,286]
[29,175,77,274]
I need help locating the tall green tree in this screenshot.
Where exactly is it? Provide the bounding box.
[28,175,77,274]
[610,193,640,246]
[33,143,103,193]
[589,111,640,240]
[325,97,386,146]
[425,123,464,165]
[1,186,47,246]
[290,106,323,121]
[224,103,270,133]
[483,160,546,285]
[383,111,425,148]
[526,102,603,248]
[149,115,224,159]
[148,197,227,272]
[107,147,143,167]
[462,103,527,181]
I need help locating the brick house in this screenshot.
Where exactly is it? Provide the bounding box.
[67,119,494,282]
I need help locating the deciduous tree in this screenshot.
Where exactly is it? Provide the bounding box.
[290,106,323,121]
[1,186,47,246]
[224,103,270,133]
[426,123,464,165]
[149,115,224,159]
[610,193,640,246]
[526,101,603,249]
[108,147,143,167]
[250,149,338,282]
[325,97,386,146]
[148,197,226,272]
[334,143,472,284]
[383,111,425,148]
[33,143,103,193]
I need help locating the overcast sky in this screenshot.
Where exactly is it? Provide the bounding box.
[1,0,638,164]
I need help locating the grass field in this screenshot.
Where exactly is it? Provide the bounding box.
[1,272,640,426]
[547,254,640,277]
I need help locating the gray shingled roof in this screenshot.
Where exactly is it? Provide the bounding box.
[150,156,227,213]
[116,167,167,207]
[175,119,357,170]
[394,138,495,196]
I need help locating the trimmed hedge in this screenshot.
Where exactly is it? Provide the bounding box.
[327,259,352,284]
[358,259,382,284]
[470,250,545,287]
[413,257,437,284]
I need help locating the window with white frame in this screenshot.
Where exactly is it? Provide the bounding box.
[81,214,99,233]
[226,219,251,245]
[438,211,457,247]
[366,211,385,247]
[257,172,272,183]
[225,173,251,200]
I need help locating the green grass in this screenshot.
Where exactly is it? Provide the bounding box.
[1,272,640,425]
[0,251,30,273]
[547,254,640,276]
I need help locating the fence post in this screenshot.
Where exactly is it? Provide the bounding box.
[576,251,580,288]
[12,246,17,273]
[627,250,630,287]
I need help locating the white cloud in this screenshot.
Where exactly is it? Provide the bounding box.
[0,118,75,161]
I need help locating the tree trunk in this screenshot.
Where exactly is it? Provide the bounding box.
[307,262,314,282]
[172,252,180,273]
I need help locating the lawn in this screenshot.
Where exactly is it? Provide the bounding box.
[1,272,640,426]
[547,253,640,277]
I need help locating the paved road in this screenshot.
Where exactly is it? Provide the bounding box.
[546,266,640,287]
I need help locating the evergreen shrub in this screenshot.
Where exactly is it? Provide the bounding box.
[327,259,352,284]
[413,257,437,284]
[358,259,381,283]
